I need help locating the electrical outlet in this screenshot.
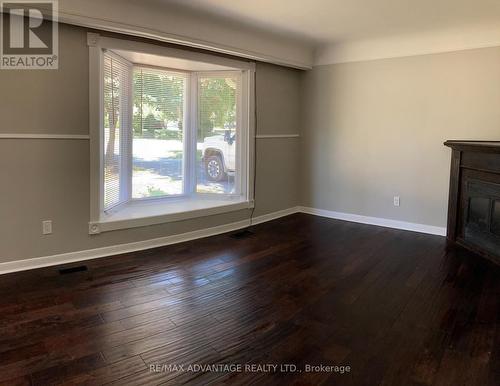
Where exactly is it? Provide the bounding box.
[393,196,400,207]
[42,220,52,235]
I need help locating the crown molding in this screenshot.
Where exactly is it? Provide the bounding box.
[30,0,313,69]
[315,23,500,66]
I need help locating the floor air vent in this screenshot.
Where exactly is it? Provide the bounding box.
[59,265,88,275]
[230,230,254,239]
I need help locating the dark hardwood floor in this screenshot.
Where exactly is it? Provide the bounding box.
[1,213,499,385]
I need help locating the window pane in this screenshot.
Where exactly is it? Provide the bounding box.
[133,68,185,198]
[103,55,129,210]
[197,75,238,194]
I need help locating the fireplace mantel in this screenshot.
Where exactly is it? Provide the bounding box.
[444,140,500,265]
[444,140,500,152]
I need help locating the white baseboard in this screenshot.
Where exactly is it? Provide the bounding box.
[0,219,251,275]
[0,205,445,275]
[299,206,446,236]
[250,206,301,225]
[0,208,300,275]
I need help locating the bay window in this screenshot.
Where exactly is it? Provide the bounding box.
[88,35,255,234]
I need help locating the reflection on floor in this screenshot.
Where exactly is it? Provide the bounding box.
[0,213,499,385]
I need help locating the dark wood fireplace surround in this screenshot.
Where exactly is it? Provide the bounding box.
[445,141,500,265]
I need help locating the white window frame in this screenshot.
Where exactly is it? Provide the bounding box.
[120,64,190,204]
[88,33,255,234]
[101,50,134,212]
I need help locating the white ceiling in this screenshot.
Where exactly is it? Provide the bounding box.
[55,0,500,67]
[164,0,500,46]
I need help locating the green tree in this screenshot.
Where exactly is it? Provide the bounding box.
[198,77,236,138]
[103,60,121,172]
[104,68,238,177]
[133,70,185,138]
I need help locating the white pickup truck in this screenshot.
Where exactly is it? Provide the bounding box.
[201,131,236,181]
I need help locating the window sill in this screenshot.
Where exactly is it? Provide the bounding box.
[89,197,253,234]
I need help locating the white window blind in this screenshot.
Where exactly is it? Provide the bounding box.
[103,53,132,210]
[132,68,187,198]
[197,74,240,194]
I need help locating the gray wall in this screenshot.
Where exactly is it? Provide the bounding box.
[5,22,499,264]
[254,63,301,216]
[301,47,500,227]
[0,24,301,263]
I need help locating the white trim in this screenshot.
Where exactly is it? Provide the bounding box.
[0,207,295,275]
[0,134,90,140]
[247,69,256,204]
[0,206,447,274]
[0,219,251,275]
[49,7,312,70]
[90,200,254,234]
[299,206,446,236]
[255,134,300,139]
[89,40,102,225]
[251,207,300,225]
[89,34,256,230]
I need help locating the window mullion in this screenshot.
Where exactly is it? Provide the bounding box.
[118,61,132,204]
[185,73,198,196]
[235,72,243,197]
[125,65,134,202]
